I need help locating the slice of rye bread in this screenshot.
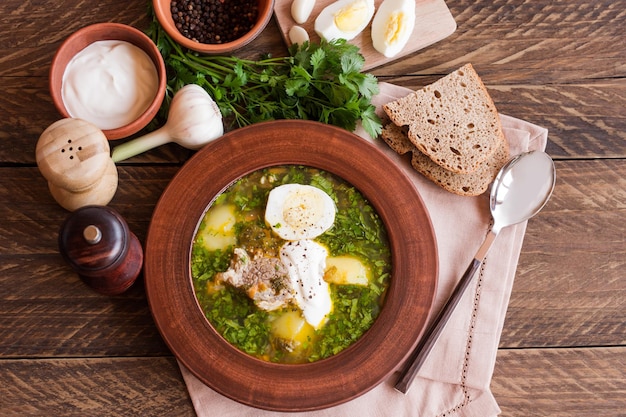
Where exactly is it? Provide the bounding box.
[383,63,506,174]
[381,123,510,196]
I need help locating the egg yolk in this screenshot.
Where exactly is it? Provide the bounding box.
[334,0,369,32]
[282,189,325,232]
[384,11,406,45]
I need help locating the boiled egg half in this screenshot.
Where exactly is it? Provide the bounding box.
[371,0,416,58]
[314,0,376,41]
[265,184,336,241]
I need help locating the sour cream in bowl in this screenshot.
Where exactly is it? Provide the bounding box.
[49,23,166,140]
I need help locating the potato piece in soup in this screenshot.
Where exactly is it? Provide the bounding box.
[324,256,370,286]
[198,204,237,251]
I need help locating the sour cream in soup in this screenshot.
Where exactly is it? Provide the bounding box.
[280,239,332,329]
[61,40,159,130]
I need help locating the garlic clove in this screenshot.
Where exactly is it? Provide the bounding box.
[291,0,316,24]
[289,26,310,45]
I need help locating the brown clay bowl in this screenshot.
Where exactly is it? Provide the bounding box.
[145,120,438,411]
[49,23,167,140]
[153,0,275,54]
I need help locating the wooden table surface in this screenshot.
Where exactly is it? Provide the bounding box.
[1,0,624,415]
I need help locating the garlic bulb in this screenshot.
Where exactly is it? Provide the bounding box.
[111,84,223,162]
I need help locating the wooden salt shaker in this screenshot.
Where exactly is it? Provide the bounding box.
[58,205,143,295]
[36,118,118,211]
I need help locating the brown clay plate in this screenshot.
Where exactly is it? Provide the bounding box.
[144,120,438,411]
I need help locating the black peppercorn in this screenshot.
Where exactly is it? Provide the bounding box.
[171,0,259,44]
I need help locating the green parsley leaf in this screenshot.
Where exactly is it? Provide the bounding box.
[147,8,382,139]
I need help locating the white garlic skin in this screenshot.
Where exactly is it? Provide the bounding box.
[110,84,224,163]
[166,84,224,149]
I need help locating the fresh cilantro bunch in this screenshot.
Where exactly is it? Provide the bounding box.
[147,17,382,139]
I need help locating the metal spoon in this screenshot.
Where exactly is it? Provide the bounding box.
[395,150,556,394]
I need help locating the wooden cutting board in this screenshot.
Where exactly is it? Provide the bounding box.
[274,0,457,71]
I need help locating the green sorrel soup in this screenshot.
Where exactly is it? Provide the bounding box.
[190,165,391,363]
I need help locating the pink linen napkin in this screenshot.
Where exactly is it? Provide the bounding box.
[178,82,548,417]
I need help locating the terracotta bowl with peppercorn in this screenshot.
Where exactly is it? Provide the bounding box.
[153,0,275,54]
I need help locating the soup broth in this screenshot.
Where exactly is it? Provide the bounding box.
[191,165,391,363]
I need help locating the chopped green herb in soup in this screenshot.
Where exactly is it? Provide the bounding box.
[190,165,391,363]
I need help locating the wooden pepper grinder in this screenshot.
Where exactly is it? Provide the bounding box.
[58,205,143,295]
[36,118,118,211]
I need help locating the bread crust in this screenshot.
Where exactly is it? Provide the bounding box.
[383,63,506,174]
[381,122,510,196]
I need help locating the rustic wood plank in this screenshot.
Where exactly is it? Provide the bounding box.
[0,166,179,254]
[0,254,170,358]
[274,0,457,71]
[1,79,624,164]
[376,0,626,83]
[1,1,624,163]
[0,166,173,358]
[0,0,623,414]
[384,77,626,159]
[1,348,623,416]
[0,0,285,76]
[489,81,626,159]
[0,0,285,165]
[500,159,626,348]
[0,1,150,77]
[0,357,195,416]
[493,347,626,417]
[1,161,623,358]
[3,0,623,83]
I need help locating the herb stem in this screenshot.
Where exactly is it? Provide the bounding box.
[146,9,382,138]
